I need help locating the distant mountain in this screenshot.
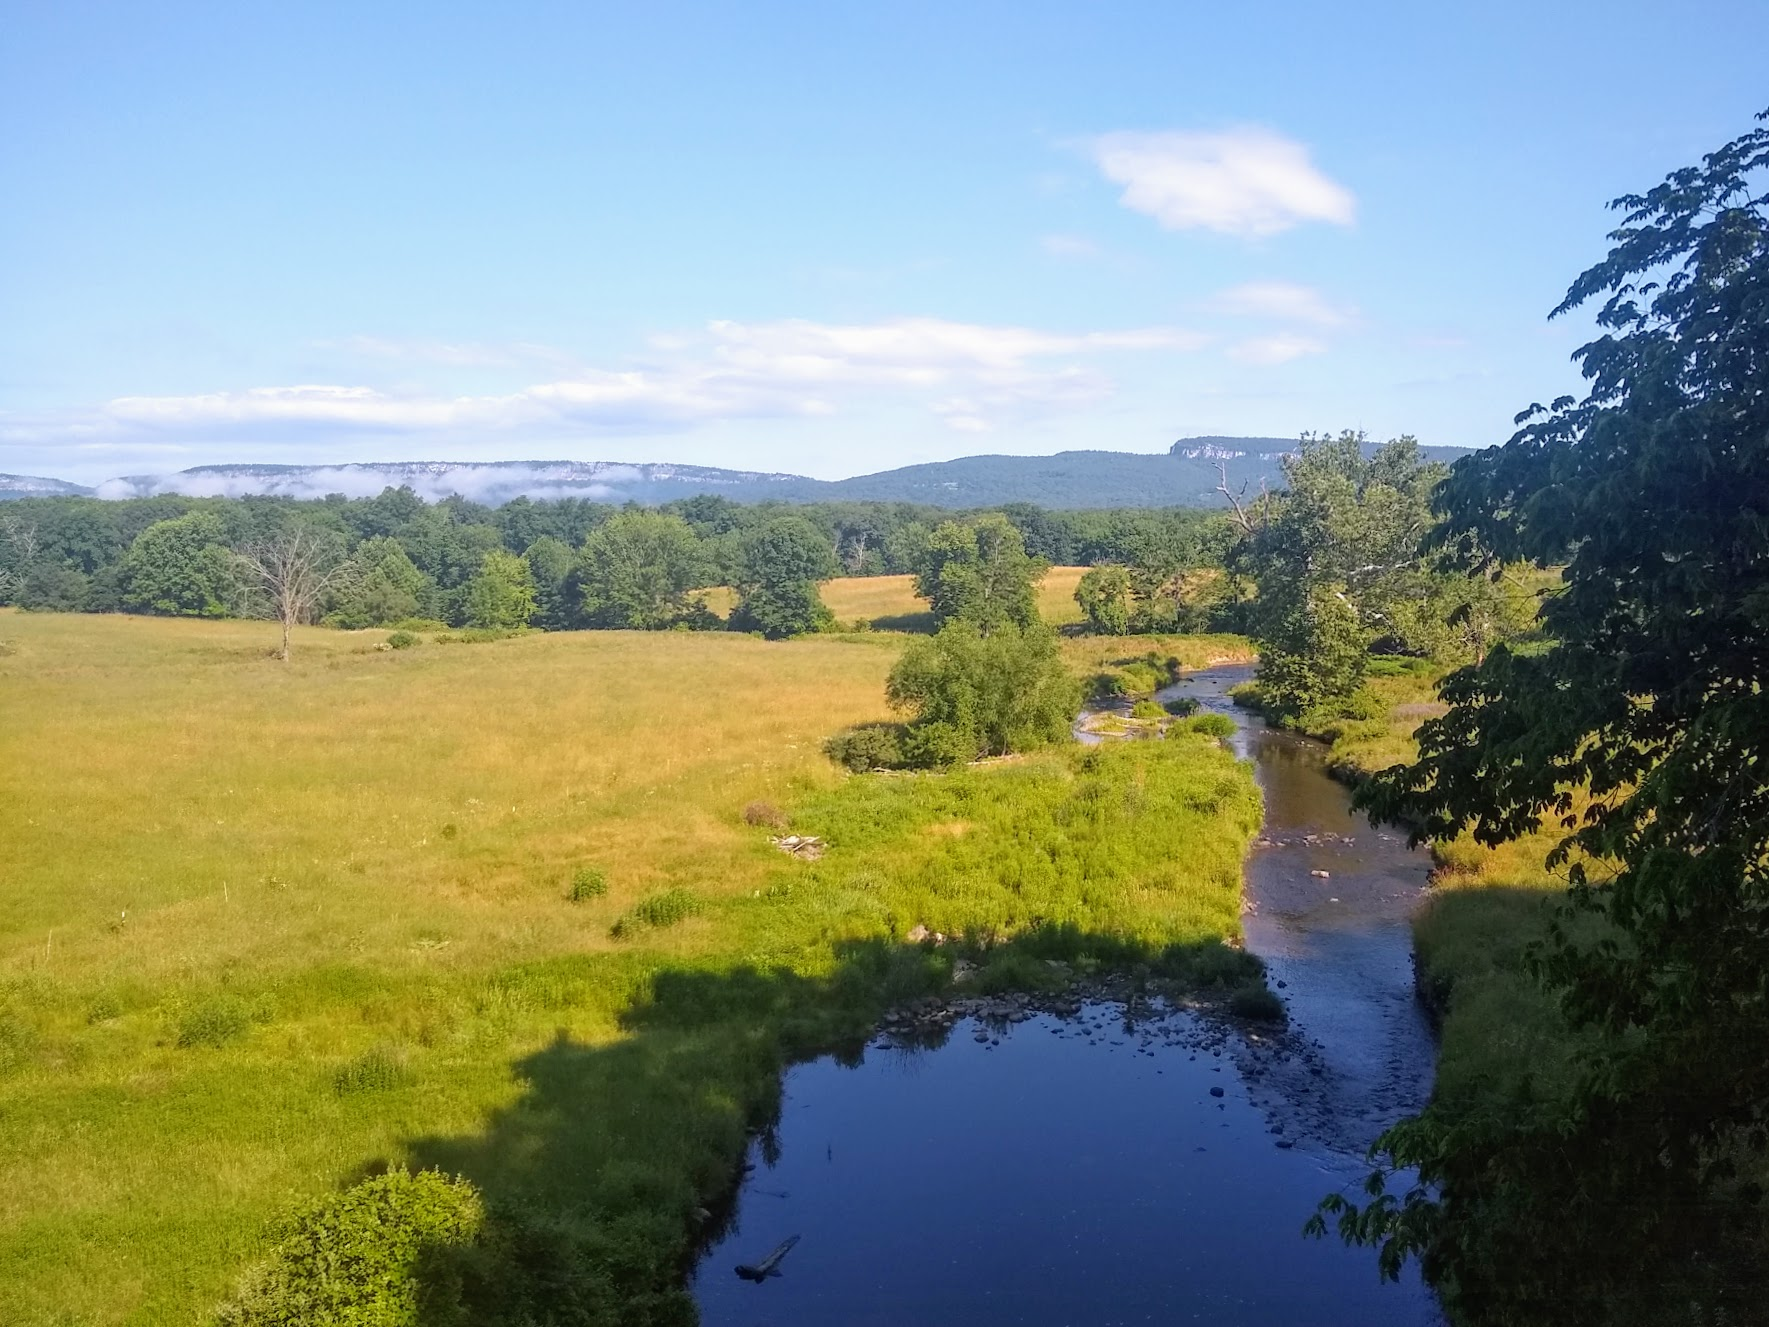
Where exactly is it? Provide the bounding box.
[14,438,1471,510]
[93,460,803,506]
[0,473,95,500]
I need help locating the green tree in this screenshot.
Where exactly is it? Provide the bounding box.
[730,516,838,639]
[1074,564,1132,635]
[522,535,577,631]
[576,512,711,630]
[886,621,1081,766]
[1320,111,1769,1323]
[1234,432,1444,717]
[119,511,238,617]
[912,513,1047,633]
[464,549,537,630]
[328,536,429,628]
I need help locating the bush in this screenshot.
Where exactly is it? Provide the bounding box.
[1335,687,1388,721]
[1163,696,1200,717]
[176,994,254,1049]
[824,723,907,772]
[386,630,420,650]
[886,622,1082,766]
[567,867,609,902]
[334,1045,412,1096]
[216,1168,483,1327]
[610,888,701,939]
[1187,713,1238,739]
[1129,699,1166,720]
[1228,984,1286,1022]
[742,800,788,829]
[433,627,521,645]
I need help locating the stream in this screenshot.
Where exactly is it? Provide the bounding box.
[692,663,1441,1325]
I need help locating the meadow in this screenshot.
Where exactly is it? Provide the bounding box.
[0,607,1263,1324]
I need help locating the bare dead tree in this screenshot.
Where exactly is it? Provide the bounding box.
[233,527,360,662]
[1215,461,1272,537]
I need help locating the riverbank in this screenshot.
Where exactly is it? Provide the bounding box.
[0,613,1266,1324]
[1228,667,1578,1143]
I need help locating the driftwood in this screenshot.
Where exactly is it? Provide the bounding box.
[770,835,825,861]
[735,1234,800,1281]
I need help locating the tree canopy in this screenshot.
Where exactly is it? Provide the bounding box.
[911,513,1047,633]
[1324,109,1769,1323]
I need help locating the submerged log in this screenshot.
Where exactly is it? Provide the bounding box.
[735,1233,800,1282]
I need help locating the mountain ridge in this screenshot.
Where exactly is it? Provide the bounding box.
[2,437,1470,509]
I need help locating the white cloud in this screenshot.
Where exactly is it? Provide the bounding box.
[1089,127,1355,237]
[1227,333,1328,365]
[5,316,1209,454]
[1205,281,1353,327]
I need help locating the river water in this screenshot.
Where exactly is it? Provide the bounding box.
[692,664,1440,1326]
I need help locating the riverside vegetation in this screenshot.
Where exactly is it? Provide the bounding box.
[0,609,1265,1324]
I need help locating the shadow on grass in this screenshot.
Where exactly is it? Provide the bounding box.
[393,929,1261,1325]
[865,610,937,634]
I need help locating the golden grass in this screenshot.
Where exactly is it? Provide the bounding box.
[0,614,899,985]
[818,567,1091,631]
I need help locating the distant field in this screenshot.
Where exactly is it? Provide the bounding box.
[0,610,1260,1323]
[819,566,1090,631]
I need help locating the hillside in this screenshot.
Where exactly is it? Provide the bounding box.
[11,438,1470,509]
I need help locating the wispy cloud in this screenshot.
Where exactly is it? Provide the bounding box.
[1089,127,1355,237]
[5,316,1209,453]
[1204,281,1354,328]
[1226,333,1328,365]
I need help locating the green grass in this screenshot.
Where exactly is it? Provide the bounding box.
[0,610,1264,1324]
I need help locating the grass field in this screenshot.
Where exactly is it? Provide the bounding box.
[818,566,1090,632]
[0,610,1263,1323]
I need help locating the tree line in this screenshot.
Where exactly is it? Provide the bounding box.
[0,488,1228,635]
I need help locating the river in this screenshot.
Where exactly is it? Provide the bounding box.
[691,663,1441,1325]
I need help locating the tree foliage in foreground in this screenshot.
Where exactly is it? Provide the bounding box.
[1320,109,1769,1325]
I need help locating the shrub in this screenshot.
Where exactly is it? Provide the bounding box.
[1335,688,1388,721]
[567,867,608,902]
[824,723,907,772]
[886,621,1082,766]
[386,630,420,650]
[334,1045,412,1096]
[176,994,254,1049]
[611,888,700,939]
[1129,699,1166,720]
[1188,713,1238,739]
[1228,984,1286,1022]
[1163,696,1200,717]
[215,1168,483,1327]
[86,995,122,1024]
[742,800,788,828]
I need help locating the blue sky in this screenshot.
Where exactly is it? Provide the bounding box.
[3,1,1766,484]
